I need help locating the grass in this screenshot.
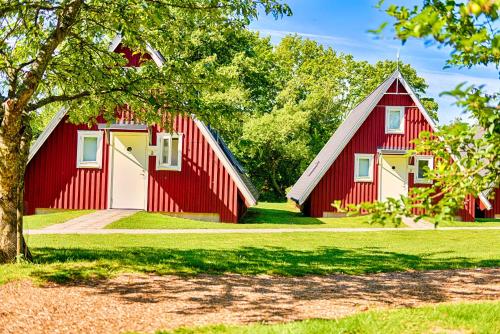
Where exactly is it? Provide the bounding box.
[437,219,500,227]
[24,210,93,230]
[106,202,385,229]
[157,301,500,334]
[2,229,498,284]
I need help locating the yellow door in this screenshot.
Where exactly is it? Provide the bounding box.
[110,132,148,209]
[379,155,408,202]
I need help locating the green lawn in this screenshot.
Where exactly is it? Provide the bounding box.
[106,202,387,229]
[2,229,498,284]
[437,219,500,227]
[24,210,93,230]
[158,301,500,334]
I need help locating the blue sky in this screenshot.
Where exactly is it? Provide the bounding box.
[249,0,499,124]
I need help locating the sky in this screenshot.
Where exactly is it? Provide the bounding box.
[249,0,499,125]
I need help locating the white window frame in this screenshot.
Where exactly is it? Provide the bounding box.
[385,106,405,134]
[156,132,183,171]
[76,130,103,169]
[354,153,374,182]
[414,155,433,184]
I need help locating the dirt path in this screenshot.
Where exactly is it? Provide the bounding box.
[1,268,499,334]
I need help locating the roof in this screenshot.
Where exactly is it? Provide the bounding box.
[287,70,439,205]
[198,121,259,205]
[28,36,258,207]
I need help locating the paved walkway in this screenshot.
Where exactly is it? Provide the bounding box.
[26,226,500,235]
[401,216,434,229]
[40,209,139,233]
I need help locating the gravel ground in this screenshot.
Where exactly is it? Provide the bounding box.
[1,268,499,334]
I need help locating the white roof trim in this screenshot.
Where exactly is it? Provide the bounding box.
[109,34,164,67]
[108,34,123,52]
[287,70,441,205]
[397,72,438,132]
[479,192,493,210]
[194,117,258,207]
[28,106,68,163]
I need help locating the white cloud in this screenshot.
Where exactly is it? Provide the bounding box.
[253,28,397,51]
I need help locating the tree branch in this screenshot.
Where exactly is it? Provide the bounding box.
[12,0,83,112]
[25,86,134,112]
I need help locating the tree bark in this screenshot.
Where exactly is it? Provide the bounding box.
[0,100,31,263]
[269,161,284,197]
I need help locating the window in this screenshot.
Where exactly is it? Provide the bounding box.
[385,106,404,134]
[354,154,374,182]
[77,131,103,168]
[156,133,182,171]
[414,155,433,184]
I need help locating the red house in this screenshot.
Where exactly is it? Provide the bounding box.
[24,37,258,223]
[287,70,499,221]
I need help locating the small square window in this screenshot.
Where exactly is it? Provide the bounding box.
[156,133,182,171]
[77,131,103,168]
[354,154,374,182]
[385,106,404,134]
[414,155,433,184]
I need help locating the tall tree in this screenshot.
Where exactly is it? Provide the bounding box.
[231,35,437,198]
[0,0,291,263]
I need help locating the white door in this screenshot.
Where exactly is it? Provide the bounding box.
[379,155,408,202]
[110,133,148,209]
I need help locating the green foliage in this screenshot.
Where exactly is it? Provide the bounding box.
[384,0,499,67]
[361,0,500,225]
[224,35,436,197]
[0,0,291,126]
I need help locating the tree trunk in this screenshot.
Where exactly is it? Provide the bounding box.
[269,162,284,197]
[0,100,31,263]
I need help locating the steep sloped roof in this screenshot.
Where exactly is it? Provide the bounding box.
[287,70,438,205]
[28,36,259,207]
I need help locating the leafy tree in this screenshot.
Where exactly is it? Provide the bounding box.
[232,35,437,198]
[340,0,499,223]
[0,0,291,263]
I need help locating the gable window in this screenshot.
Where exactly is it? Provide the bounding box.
[156,133,182,171]
[385,106,404,134]
[414,155,433,184]
[354,154,374,182]
[77,131,103,168]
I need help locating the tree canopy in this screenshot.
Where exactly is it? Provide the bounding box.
[210,34,438,198]
[342,0,499,224]
[0,0,291,262]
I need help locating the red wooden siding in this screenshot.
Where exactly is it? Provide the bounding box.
[147,116,243,223]
[457,195,475,222]
[308,82,435,217]
[24,118,109,214]
[114,44,152,67]
[24,115,246,223]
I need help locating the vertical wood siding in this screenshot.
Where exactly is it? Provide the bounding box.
[24,118,109,214]
[24,46,246,223]
[308,82,436,217]
[148,115,242,223]
[24,115,244,223]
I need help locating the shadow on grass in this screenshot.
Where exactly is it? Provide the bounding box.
[28,246,500,284]
[241,207,324,225]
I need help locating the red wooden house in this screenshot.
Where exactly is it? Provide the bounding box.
[287,70,499,221]
[24,37,258,223]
